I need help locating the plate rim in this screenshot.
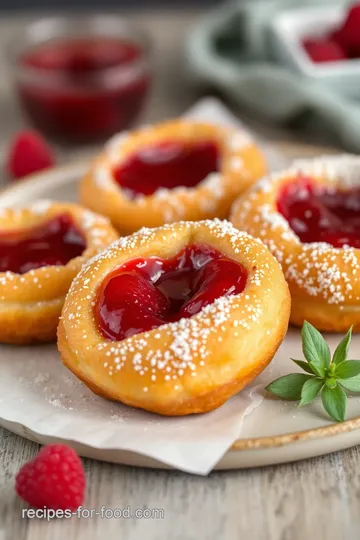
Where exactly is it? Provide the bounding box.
[2,150,359,457]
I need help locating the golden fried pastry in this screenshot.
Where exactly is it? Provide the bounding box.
[58,219,290,416]
[0,201,118,344]
[80,120,267,234]
[231,155,360,332]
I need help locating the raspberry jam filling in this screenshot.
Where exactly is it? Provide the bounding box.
[277,177,360,248]
[113,140,219,197]
[0,213,86,274]
[97,244,247,341]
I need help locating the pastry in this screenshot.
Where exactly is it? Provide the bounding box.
[0,201,118,344]
[231,155,360,331]
[80,120,267,234]
[58,219,290,416]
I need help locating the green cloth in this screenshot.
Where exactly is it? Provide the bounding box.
[185,0,360,150]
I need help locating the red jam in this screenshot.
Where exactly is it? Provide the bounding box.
[277,177,360,248]
[0,214,86,274]
[113,140,219,196]
[97,244,247,341]
[17,37,150,143]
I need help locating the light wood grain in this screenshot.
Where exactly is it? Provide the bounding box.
[2,426,360,540]
[0,8,360,540]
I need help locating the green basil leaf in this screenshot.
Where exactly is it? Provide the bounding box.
[302,321,330,375]
[338,374,360,393]
[321,384,347,422]
[266,374,313,401]
[291,359,315,375]
[308,362,326,378]
[335,360,360,380]
[299,378,323,407]
[332,326,353,365]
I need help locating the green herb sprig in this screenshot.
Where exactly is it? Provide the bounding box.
[266,322,360,422]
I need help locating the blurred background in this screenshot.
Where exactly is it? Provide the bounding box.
[0,0,222,172]
[1,0,359,180]
[0,0,220,6]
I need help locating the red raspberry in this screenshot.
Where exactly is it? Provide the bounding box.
[6,130,55,180]
[15,444,86,510]
[332,4,360,57]
[302,38,347,63]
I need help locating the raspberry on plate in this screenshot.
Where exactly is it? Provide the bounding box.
[15,444,86,510]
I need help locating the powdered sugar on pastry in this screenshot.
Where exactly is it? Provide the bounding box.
[230,154,360,331]
[59,219,290,415]
[0,202,118,344]
[80,120,267,234]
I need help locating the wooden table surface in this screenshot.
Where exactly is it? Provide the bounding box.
[0,9,359,540]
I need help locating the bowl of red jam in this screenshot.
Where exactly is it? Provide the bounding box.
[12,15,151,144]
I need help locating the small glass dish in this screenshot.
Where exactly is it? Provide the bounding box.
[270,5,360,100]
[10,15,152,144]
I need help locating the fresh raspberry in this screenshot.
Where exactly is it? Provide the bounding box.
[6,130,55,180]
[332,4,360,57]
[15,444,86,510]
[302,38,347,63]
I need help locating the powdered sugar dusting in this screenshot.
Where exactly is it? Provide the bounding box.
[227,131,253,152]
[230,156,245,171]
[232,155,360,304]
[0,203,116,297]
[94,166,115,191]
[64,219,279,387]
[29,200,52,215]
[91,121,258,221]
[105,131,129,163]
[292,154,360,187]
[285,243,358,304]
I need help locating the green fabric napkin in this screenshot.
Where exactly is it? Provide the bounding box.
[186,0,360,151]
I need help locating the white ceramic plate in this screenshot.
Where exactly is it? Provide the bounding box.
[1,95,360,470]
[1,155,360,470]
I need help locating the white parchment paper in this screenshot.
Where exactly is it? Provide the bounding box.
[0,99,290,475]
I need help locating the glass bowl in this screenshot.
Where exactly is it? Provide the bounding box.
[11,15,152,144]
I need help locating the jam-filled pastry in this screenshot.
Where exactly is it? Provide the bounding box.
[79,120,267,234]
[231,155,360,332]
[0,201,118,344]
[58,219,290,416]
